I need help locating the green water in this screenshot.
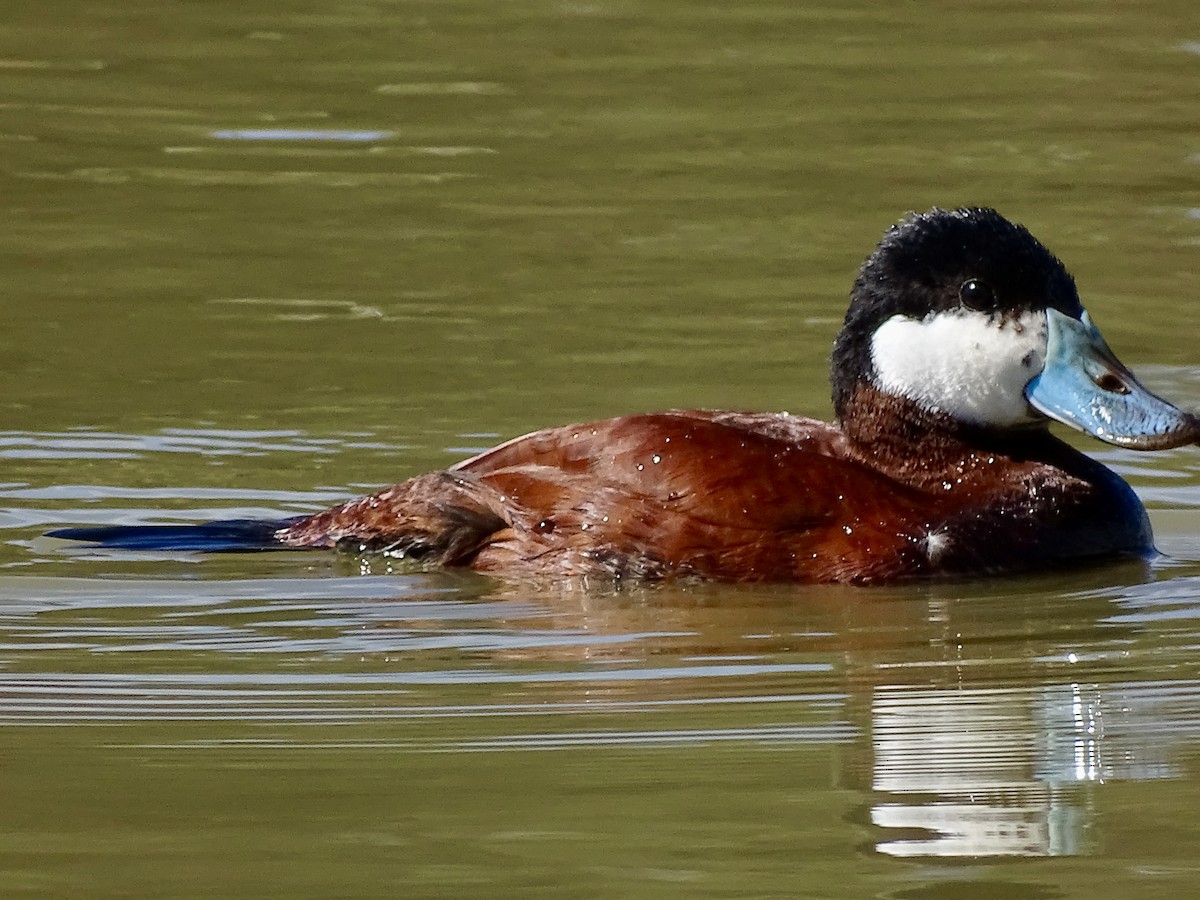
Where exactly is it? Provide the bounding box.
[3,1,1200,896]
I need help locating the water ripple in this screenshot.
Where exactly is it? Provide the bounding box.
[0,671,839,725]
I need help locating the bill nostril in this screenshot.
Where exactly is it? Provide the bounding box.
[1094,372,1131,395]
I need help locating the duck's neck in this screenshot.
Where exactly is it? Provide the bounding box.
[837,383,1066,490]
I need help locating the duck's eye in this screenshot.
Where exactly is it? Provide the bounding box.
[959,279,995,311]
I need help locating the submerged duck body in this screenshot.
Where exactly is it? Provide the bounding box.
[50,208,1200,584]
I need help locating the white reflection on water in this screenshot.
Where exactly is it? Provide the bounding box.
[860,554,1200,858]
[872,684,1077,857]
[869,677,1200,857]
[210,129,395,142]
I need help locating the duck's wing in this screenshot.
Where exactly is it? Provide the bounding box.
[457,410,859,532]
[460,411,930,580]
[283,411,921,581]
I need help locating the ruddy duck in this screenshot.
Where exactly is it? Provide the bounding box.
[49,208,1200,583]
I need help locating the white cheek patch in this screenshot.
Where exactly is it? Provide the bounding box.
[870,309,1048,428]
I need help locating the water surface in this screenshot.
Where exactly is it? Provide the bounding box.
[3,1,1200,897]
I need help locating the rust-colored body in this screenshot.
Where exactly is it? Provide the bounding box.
[278,400,1150,584]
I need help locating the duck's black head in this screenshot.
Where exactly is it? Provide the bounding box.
[830,207,1199,450]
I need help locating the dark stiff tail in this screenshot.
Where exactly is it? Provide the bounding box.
[46,518,302,553]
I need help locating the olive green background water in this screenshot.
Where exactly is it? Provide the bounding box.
[3,1,1200,897]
